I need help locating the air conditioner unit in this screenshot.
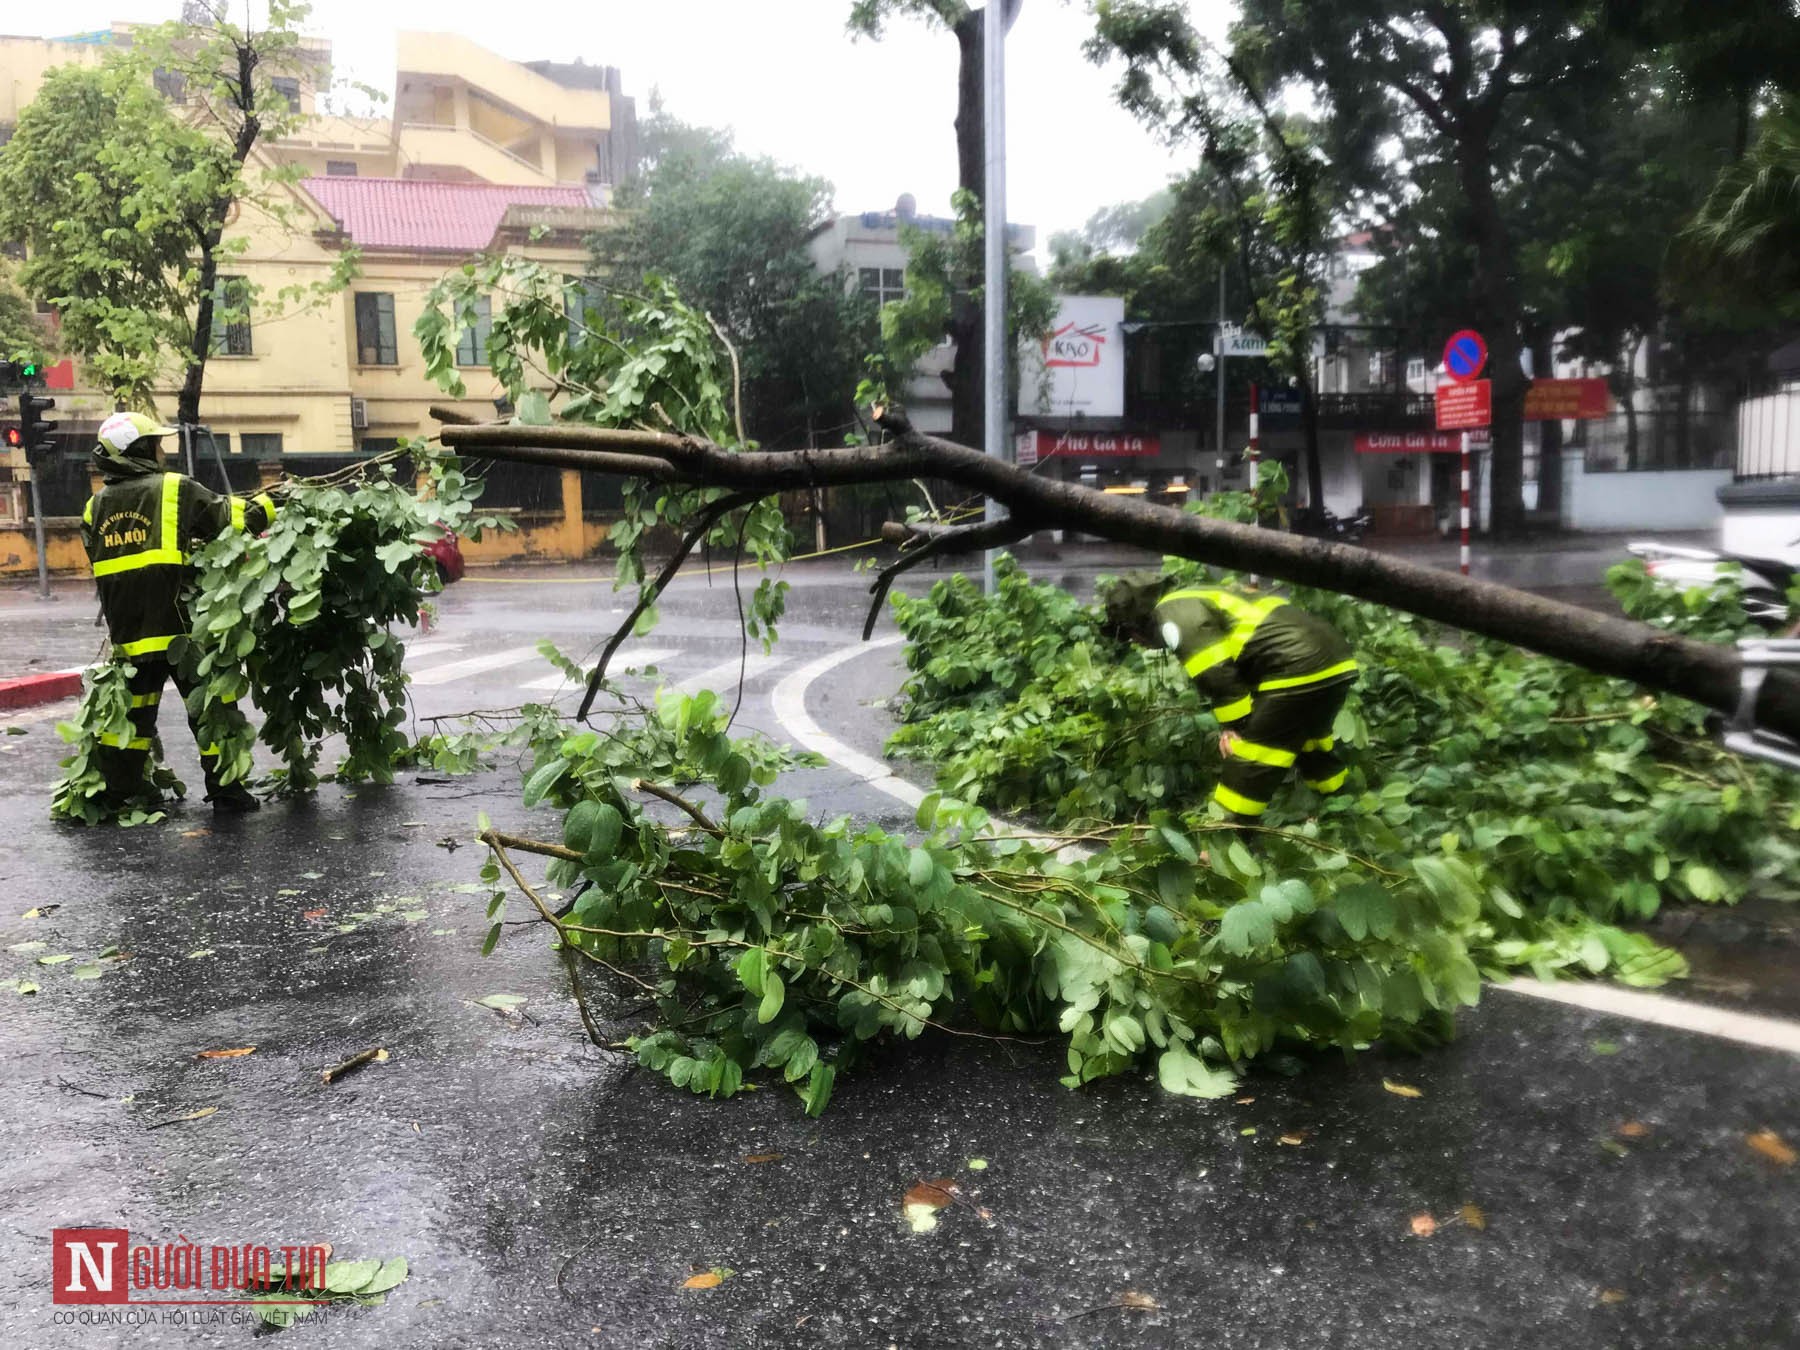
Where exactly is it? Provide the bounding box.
[350,396,369,430]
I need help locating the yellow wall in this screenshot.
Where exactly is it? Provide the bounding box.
[395,31,610,132]
[0,36,105,125]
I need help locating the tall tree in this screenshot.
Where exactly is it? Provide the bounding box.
[1088,3,1343,509]
[847,0,1020,449]
[1675,96,1800,323]
[0,0,350,423]
[604,109,876,449]
[0,266,54,366]
[1224,1,1626,534]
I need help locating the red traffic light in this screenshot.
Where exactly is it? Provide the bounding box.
[3,427,22,449]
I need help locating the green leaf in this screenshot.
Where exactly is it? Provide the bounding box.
[1682,864,1727,903]
[1218,900,1274,954]
[736,947,766,998]
[1157,1045,1238,1099]
[358,1256,409,1296]
[758,976,785,1024]
[1334,883,1397,941]
[476,993,527,1010]
[522,758,570,807]
[324,1259,381,1294]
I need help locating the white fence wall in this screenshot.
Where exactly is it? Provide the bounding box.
[1559,450,1731,531]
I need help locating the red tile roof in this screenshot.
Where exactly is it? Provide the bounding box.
[302,177,592,251]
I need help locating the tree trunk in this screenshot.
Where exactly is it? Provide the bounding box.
[1529,327,1563,521]
[177,37,261,428]
[947,7,986,449]
[1299,374,1325,511]
[1454,137,1527,535]
[438,416,1800,743]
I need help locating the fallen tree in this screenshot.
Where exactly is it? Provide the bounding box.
[435,410,1800,745]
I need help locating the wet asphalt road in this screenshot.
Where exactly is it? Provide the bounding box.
[1,554,1797,1348]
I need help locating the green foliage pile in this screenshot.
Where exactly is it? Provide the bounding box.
[886,552,1800,930]
[483,668,1683,1116]
[52,452,499,822]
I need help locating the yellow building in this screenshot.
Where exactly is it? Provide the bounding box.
[0,24,637,571]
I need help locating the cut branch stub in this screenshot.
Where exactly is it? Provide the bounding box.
[435,415,1800,745]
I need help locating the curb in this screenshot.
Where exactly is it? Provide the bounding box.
[0,668,86,711]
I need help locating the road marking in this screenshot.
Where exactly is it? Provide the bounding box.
[672,653,787,696]
[407,646,546,687]
[519,648,681,692]
[774,633,1800,1057]
[771,638,923,807]
[402,639,464,660]
[1496,979,1800,1057]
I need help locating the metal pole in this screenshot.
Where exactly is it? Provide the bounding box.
[1460,431,1472,576]
[28,472,51,601]
[1214,268,1226,475]
[980,0,1010,596]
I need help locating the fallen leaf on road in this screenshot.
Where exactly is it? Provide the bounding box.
[1118,1291,1159,1310]
[22,906,58,919]
[904,1180,959,1210]
[1278,1132,1308,1146]
[36,954,73,966]
[1599,1139,1630,1158]
[1459,1204,1487,1231]
[8,940,46,953]
[301,872,324,880]
[743,1153,783,1164]
[180,828,210,838]
[70,965,103,981]
[1617,1121,1651,1139]
[1409,1214,1437,1237]
[187,949,215,959]
[966,1158,988,1170]
[1240,1127,1258,1137]
[1598,1289,1627,1305]
[302,909,327,920]
[1746,1130,1797,1166]
[682,1268,732,1289]
[277,889,302,897]
[1383,1079,1423,1099]
[1234,1096,1256,1105]
[476,994,528,1011]
[15,979,38,995]
[1590,1040,1621,1056]
[148,1106,219,1129]
[197,1047,256,1060]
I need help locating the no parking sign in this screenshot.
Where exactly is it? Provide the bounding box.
[1443,330,1487,383]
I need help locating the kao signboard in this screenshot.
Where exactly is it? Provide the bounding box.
[1018,295,1125,420]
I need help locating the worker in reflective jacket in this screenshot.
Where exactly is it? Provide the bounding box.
[80,412,277,813]
[1105,574,1357,822]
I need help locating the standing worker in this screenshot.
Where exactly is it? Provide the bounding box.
[1105,574,1358,822]
[80,412,275,813]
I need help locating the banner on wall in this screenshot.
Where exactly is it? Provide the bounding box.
[1018,296,1126,419]
[1023,430,1161,460]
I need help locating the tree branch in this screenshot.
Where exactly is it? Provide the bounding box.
[863,516,1037,639]
[437,415,1800,745]
[576,490,762,721]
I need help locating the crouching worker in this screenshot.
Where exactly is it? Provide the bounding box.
[81,412,277,814]
[1103,573,1358,823]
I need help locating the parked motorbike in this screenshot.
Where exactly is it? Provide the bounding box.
[1291,506,1373,545]
[1625,539,1797,628]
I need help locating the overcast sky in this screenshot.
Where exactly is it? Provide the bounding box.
[20,1,1232,254]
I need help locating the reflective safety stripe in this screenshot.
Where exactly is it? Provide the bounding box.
[1229,738,1297,768]
[1305,769,1349,794]
[1301,736,1336,753]
[1213,783,1268,817]
[1258,659,1359,693]
[82,499,94,526]
[1213,695,1253,724]
[230,496,247,531]
[98,732,153,751]
[91,474,186,577]
[1183,638,1236,679]
[254,492,277,523]
[118,635,176,657]
[128,693,162,708]
[199,744,220,757]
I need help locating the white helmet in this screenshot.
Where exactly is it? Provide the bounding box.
[97,411,178,460]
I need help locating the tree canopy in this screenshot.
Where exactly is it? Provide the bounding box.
[0,0,354,423]
[603,107,876,449]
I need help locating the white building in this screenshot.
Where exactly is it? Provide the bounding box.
[807,193,1035,435]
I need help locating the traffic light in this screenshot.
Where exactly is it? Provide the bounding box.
[0,361,40,390]
[19,392,57,459]
[2,427,21,450]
